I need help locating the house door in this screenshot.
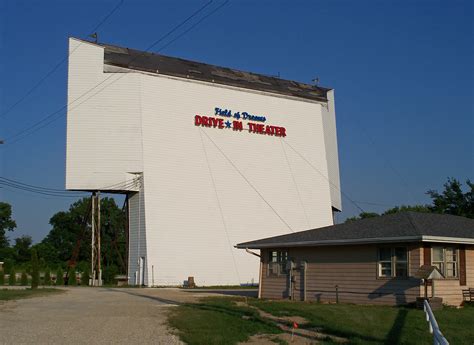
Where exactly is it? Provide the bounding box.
[139,257,145,286]
[292,268,305,301]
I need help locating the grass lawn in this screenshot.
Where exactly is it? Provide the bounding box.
[0,288,64,301]
[434,303,474,344]
[168,297,282,345]
[190,285,258,290]
[168,297,474,345]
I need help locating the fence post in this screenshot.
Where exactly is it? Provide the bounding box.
[335,285,339,304]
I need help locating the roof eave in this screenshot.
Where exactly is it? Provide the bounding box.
[421,236,474,245]
[236,235,474,249]
[236,236,423,249]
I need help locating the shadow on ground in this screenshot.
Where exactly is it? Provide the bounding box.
[183,289,258,298]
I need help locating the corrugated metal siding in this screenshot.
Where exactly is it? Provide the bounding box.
[261,245,422,305]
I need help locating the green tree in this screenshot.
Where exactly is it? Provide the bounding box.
[0,270,4,285]
[3,259,13,275]
[68,268,77,286]
[56,269,64,286]
[40,197,126,275]
[13,235,32,264]
[81,269,90,286]
[8,269,16,286]
[427,178,473,218]
[0,202,16,249]
[382,205,431,215]
[31,249,39,289]
[44,271,52,286]
[103,264,119,285]
[345,212,380,223]
[20,272,28,286]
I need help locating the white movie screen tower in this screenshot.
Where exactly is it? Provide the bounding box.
[66,38,342,286]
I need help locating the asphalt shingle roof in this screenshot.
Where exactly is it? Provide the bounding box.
[236,212,474,249]
[75,38,331,102]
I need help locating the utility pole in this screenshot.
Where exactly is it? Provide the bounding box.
[91,191,102,286]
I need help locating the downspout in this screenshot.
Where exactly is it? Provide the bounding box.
[304,267,307,302]
[245,248,261,258]
[244,248,262,298]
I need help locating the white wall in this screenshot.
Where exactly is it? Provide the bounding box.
[140,74,335,286]
[66,38,143,192]
[66,38,341,286]
[127,190,147,285]
[321,90,342,211]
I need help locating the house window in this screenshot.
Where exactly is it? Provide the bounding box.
[378,247,408,278]
[432,246,457,278]
[268,250,288,276]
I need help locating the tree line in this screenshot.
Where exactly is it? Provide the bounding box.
[0,178,472,285]
[0,197,126,285]
[345,178,473,222]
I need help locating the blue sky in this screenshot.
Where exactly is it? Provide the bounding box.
[1,0,472,243]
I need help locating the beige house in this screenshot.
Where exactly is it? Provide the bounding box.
[237,212,474,306]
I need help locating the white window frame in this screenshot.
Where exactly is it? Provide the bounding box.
[377,247,408,278]
[268,250,288,276]
[432,246,458,278]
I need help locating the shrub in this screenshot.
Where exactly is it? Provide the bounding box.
[103,265,119,285]
[56,269,64,286]
[0,271,4,285]
[4,259,13,275]
[44,271,52,286]
[8,269,16,286]
[81,269,90,286]
[31,249,39,289]
[20,272,28,286]
[68,268,77,286]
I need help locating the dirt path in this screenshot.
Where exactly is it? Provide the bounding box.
[235,301,348,345]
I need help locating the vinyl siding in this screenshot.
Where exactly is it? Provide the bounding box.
[320,90,341,211]
[127,191,147,285]
[261,244,422,305]
[66,38,142,192]
[423,244,474,305]
[66,38,340,286]
[139,73,335,286]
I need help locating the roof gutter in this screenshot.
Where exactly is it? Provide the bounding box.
[236,235,474,249]
[236,236,423,249]
[421,236,474,245]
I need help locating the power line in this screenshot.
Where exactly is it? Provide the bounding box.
[0,0,125,120]
[156,0,229,52]
[0,176,140,198]
[0,181,86,198]
[356,124,421,206]
[200,128,295,233]
[280,138,311,228]
[198,129,241,283]
[353,200,398,208]
[0,176,81,193]
[282,139,366,214]
[3,0,221,145]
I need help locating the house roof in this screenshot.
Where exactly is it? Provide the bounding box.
[74,38,330,102]
[236,212,474,249]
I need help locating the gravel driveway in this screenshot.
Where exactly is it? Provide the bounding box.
[0,287,185,345]
[0,287,257,345]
